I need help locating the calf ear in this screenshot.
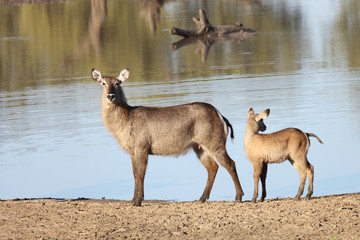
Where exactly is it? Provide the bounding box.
[91,69,103,83]
[117,68,130,82]
[248,108,254,118]
[255,109,270,121]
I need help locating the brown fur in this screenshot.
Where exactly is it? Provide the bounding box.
[91,68,244,206]
[243,108,323,203]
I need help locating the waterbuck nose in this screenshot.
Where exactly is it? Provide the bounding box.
[107,94,115,101]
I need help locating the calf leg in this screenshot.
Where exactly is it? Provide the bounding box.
[194,147,219,202]
[292,159,308,200]
[306,161,314,199]
[252,161,263,203]
[260,163,268,202]
[131,152,148,206]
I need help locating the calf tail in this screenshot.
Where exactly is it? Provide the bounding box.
[307,133,323,144]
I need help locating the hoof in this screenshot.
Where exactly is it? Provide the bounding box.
[132,200,142,207]
[235,193,243,203]
[199,193,209,203]
[199,198,206,203]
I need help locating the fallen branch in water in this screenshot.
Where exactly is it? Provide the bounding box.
[170,8,256,38]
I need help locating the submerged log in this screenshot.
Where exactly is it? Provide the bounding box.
[170,8,256,38]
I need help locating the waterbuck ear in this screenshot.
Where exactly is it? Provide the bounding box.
[255,109,270,122]
[91,68,103,83]
[248,108,254,118]
[117,68,130,82]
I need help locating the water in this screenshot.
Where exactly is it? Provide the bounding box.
[0,0,359,201]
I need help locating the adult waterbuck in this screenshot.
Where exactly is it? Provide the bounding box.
[91,68,244,206]
[243,108,323,203]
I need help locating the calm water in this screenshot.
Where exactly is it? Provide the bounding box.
[0,0,359,201]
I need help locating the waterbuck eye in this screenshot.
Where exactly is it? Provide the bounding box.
[101,82,106,86]
[114,82,120,87]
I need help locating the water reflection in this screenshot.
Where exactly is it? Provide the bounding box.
[171,27,256,62]
[222,0,261,6]
[0,0,359,201]
[73,0,107,60]
[139,0,163,33]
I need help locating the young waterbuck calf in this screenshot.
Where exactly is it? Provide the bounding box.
[91,68,244,206]
[243,108,323,203]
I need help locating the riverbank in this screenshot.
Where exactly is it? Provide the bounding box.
[0,193,359,239]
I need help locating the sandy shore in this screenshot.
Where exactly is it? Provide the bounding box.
[0,193,359,239]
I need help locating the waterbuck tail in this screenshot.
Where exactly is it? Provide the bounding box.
[222,116,234,140]
[306,133,323,144]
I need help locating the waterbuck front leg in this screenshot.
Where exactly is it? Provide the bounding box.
[251,161,263,203]
[194,146,219,202]
[260,163,268,202]
[131,152,148,206]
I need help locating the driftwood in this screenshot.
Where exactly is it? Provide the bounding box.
[170,8,256,38]
[171,9,256,62]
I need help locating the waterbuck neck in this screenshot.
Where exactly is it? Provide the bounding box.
[101,90,133,123]
[102,104,129,133]
[244,122,258,147]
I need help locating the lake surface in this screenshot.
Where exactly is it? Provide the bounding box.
[0,0,359,201]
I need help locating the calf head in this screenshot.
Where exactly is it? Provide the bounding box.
[247,108,270,133]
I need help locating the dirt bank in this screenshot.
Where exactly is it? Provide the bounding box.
[0,193,359,239]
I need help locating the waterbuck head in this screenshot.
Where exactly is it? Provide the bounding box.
[91,68,130,105]
[247,108,270,133]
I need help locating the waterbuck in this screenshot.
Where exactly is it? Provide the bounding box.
[91,68,244,206]
[243,108,323,203]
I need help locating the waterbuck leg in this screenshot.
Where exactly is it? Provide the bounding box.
[292,160,307,200]
[194,147,219,202]
[131,153,148,206]
[306,161,314,199]
[260,163,268,202]
[252,161,262,203]
[212,149,244,202]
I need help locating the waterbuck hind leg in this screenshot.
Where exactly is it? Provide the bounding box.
[260,163,268,202]
[131,153,148,206]
[306,161,314,199]
[194,146,219,203]
[212,149,244,202]
[292,160,307,200]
